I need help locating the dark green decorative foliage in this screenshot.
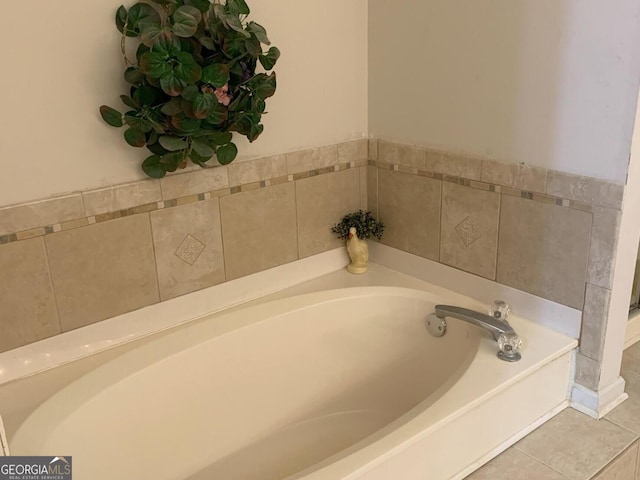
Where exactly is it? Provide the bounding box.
[331,210,385,241]
[100,0,279,178]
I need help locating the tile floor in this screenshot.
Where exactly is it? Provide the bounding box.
[467,342,640,480]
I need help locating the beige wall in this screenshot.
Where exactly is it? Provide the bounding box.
[369,0,640,182]
[0,0,368,207]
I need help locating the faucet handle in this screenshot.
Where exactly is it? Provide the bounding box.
[497,332,522,362]
[489,300,510,322]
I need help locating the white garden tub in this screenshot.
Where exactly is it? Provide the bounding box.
[8,282,576,480]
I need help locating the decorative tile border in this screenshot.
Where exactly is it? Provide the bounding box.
[371,139,624,210]
[0,137,623,244]
[0,161,366,246]
[368,159,594,214]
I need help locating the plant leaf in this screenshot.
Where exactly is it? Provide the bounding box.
[171,114,201,133]
[173,52,202,83]
[100,106,124,127]
[248,72,277,100]
[247,22,270,45]
[202,64,230,87]
[216,142,238,165]
[259,46,280,70]
[223,12,250,37]
[247,122,264,142]
[161,98,184,115]
[115,6,128,34]
[159,135,188,151]
[192,138,215,157]
[192,93,215,119]
[204,101,228,125]
[139,52,171,78]
[120,3,161,37]
[185,0,212,13]
[160,151,186,172]
[189,149,213,166]
[142,155,166,178]
[152,31,182,56]
[124,67,145,85]
[227,0,250,15]
[207,131,233,145]
[120,95,137,109]
[124,128,147,147]
[160,72,188,96]
[199,36,215,50]
[133,85,163,106]
[141,24,167,47]
[172,5,202,38]
[124,113,153,133]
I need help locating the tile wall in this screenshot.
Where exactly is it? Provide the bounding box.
[368,139,625,390]
[0,140,367,353]
[0,136,626,393]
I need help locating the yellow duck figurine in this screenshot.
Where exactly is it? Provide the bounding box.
[346,227,369,274]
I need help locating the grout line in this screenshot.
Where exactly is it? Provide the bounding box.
[41,235,64,335]
[437,177,443,263]
[513,447,573,479]
[293,178,301,260]
[215,197,228,283]
[145,212,163,303]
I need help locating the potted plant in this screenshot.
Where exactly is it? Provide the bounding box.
[99,0,280,178]
[331,210,385,274]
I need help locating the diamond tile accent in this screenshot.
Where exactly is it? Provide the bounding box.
[174,234,206,266]
[455,216,482,247]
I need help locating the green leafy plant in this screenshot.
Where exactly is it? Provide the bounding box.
[100,0,280,178]
[331,210,385,241]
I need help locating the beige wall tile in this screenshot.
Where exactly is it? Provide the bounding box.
[286,145,338,174]
[220,183,298,280]
[516,408,637,480]
[377,140,426,170]
[440,183,500,279]
[227,155,287,187]
[588,207,622,289]
[160,166,229,200]
[378,169,441,261]
[580,284,612,361]
[467,447,568,480]
[82,180,162,216]
[359,167,368,210]
[607,372,640,436]
[0,238,60,352]
[427,152,482,180]
[592,442,638,480]
[575,353,602,390]
[150,200,225,301]
[338,139,368,165]
[497,195,592,309]
[481,160,547,193]
[296,169,361,259]
[0,194,84,236]
[367,166,379,217]
[547,170,625,210]
[46,215,160,331]
[368,138,378,161]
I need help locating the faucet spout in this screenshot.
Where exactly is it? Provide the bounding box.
[434,305,515,341]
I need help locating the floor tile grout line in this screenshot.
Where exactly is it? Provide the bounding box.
[602,416,640,438]
[512,446,575,479]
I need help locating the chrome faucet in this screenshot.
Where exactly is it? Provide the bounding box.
[426,304,522,362]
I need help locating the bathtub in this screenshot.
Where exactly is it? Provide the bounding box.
[5,274,576,480]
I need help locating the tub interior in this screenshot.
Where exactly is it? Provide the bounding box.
[10,289,479,480]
